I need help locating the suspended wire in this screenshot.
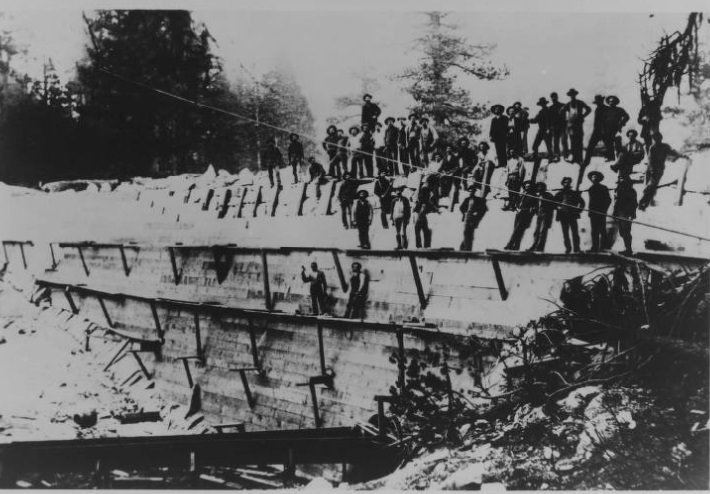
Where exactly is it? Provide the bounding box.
[97,67,710,244]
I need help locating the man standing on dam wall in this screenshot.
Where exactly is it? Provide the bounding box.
[301,262,328,315]
[345,262,368,319]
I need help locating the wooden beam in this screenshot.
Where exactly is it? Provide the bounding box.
[407,254,427,310]
[260,250,272,310]
[247,318,260,369]
[97,297,113,328]
[331,250,348,292]
[490,256,509,301]
[316,319,326,376]
[193,313,204,362]
[64,288,79,315]
[149,301,164,342]
[76,246,90,277]
[167,247,183,285]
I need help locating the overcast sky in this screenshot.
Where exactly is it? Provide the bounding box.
[0,8,694,136]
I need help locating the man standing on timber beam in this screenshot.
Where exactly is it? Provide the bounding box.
[384,117,399,175]
[549,92,567,162]
[489,104,508,168]
[338,172,358,229]
[553,176,585,254]
[374,171,393,229]
[352,189,373,249]
[345,262,368,319]
[391,186,411,250]
[261,137,284,188]
[610,129,645,181]
[301,262,328,315]
[288,133,304,184]
[504,181,536,250]
[638,132,687,211]
[586,171,611,252]
[527,182,556,252]
[459,185,488,251]
[614,176,638,255]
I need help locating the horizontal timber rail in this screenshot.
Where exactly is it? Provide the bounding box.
[0,427,398,485]
[35,279,468,339]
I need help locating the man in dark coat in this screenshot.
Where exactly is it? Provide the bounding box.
[352,189,373,249]
[384,117,399,175]
[504,181,536,250]
[549,92,567,162]
[613,176,638,255]
[397,117,410,176]
[261,137,283,188]
[361,94,381,129]
[489,104,509,168]
[323,125,341,178]
[338,172,358,229]
[586,171,611,252]
[638,89,662,152]
[307,156,327,200]
[530,97,553,159]
[562,88,591,164]
[459,185,488,251]
[639,132,686,211]
[344,262,368,319]
[301,262,328,315]
[406,114,422,171]
[336,128,349,179]
[414,179,438,248]
[610,129,645,181]
[438,145,459,199]
[288,133,304,183]
[374,171,393,229]
[583,95,608,167]
[602,95,630,160]
[390,186,411,250]
[553,176,586,253]
[528,182,556,252]
[359,123,375,178]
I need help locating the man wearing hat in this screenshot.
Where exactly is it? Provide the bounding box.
[384,117,399,175]
[288,133,304,184]
[352,189,373,249]
[553,177,585,254]
[489,104,509,168]
[336,128,349,179]
[613,176,638,255]
[344,262,369,319]
[347,125,361,178]
[406,114,422,172]
[419,117,439,166]
[374,171,393,229]
[602,95,630,160]
[549,92,567,161]
[530,97,553,160]
[338,171,358,229]
[610,129,645,180]
[390,186,411,249]
[582,95,608,168]
[397,117,410,176]
[260,136,284,188]
[307,156,327,200]
[504,181,537,250]
[639,132,687,211]
[414,177,439,248]
[562,88,591,164]
[474,142,496,198]
[359,122,376,178]
[503,148,526,211]
[528,182,556,252]
[459,185,488,251]
[512,101,529,155]
[438,145,460,199]
[323,125,341,179]
[586,171,611,251]
[361,94,381,130]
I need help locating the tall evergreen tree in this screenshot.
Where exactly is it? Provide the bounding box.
[399,12,507,142]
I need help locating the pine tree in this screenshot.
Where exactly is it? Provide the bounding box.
[399,12,507,143]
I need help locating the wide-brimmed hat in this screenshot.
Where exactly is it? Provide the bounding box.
[537,97,549,106]
[478,142,490,150]
[384,117,395,124]
[561,176,573,184]
[593,95,605,104]
[397,116,406,121]
[363,93,373,100]
[506,106,516,115]
[587,171,605,181]
[421,117,429,122]
[605,95,620,105]
[408,113,418,120]
[326,124,337,134]
[290,133,299,140]
[491,104,504,114]
[358,190,369,197]
[567,88,579,96]
[626,129,638,137]
[349,125,360,134]
[458,136,470,144]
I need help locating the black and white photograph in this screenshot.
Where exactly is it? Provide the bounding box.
[0,0,708,489]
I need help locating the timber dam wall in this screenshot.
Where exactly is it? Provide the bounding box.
[1,239,706,432]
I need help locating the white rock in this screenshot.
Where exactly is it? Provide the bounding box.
[481,482,507,491]
[304,477,333,490]
[438,463,484,490]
